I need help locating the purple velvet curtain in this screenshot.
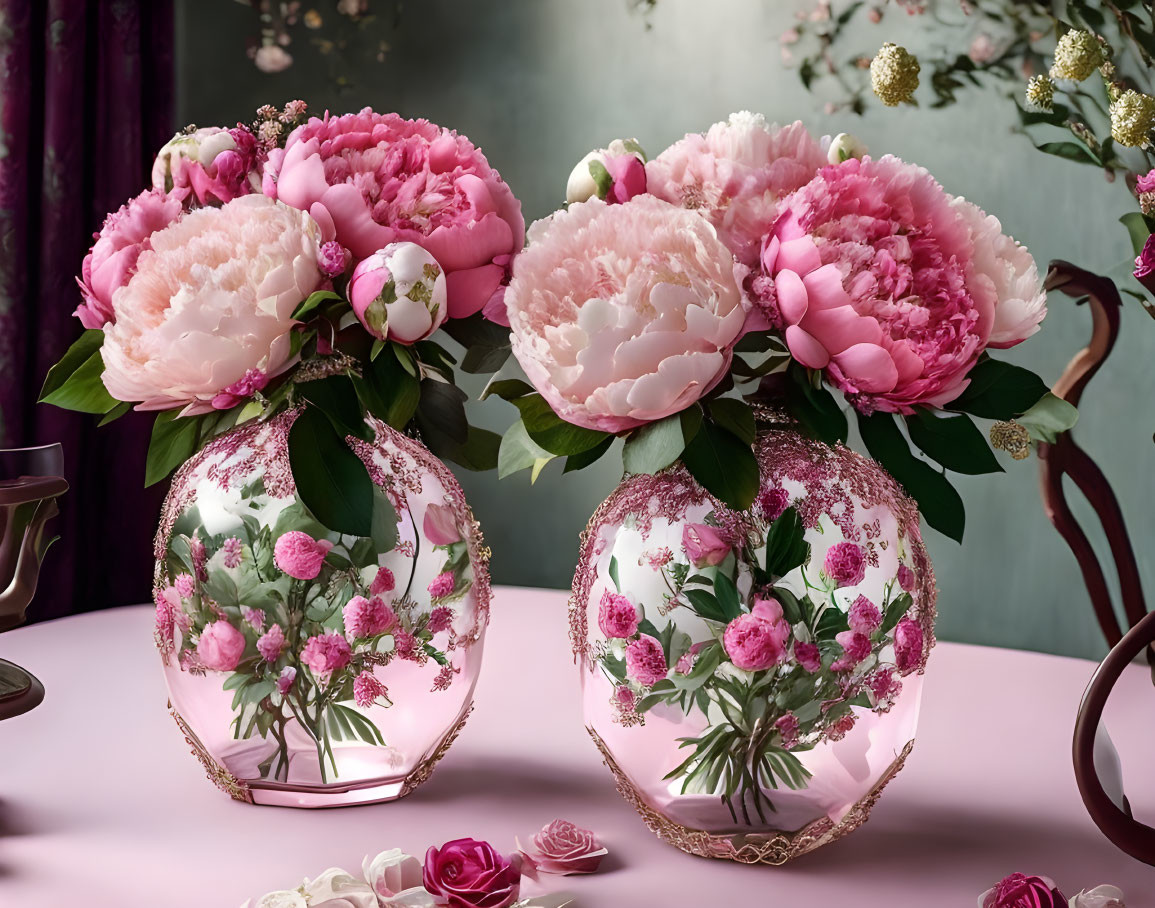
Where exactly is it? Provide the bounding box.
[0,0,175,620]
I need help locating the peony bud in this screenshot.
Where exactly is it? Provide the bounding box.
[348,242,447,344]
[565,138,647,204]
[826,132,868,164]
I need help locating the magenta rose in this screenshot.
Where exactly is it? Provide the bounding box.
[598,590,639,639]
[263,108,524,320]
[682,523,731,568]
[893,616,924,673]
[824,541,866,588]
[723,599,790,671]
[517,819,607,875]
[75,188,183,329]
[196,620,246,672]
[980,873,1066,908]
[423,838,521,908]
[274,531,333,580]
[625,634,668,686]
[300,631,352,679]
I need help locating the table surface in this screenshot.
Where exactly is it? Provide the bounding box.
[2,587,1154,907]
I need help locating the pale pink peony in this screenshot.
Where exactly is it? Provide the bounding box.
[517,819,608,875]
[505,195,747,433]
[427,571,456,600]
[598,590,640,639]
[353,670,389,707]
[723,599,790,671]
[99,195,326,414]
[824,541,866,587]
[370,566,396,596]
[343,595,397,639]
[274,531,333,580]
[646,112,827,266]
[423,502,462,546]
[263,108,523,319]
[348,242,448,344]
[196,620,246,672]
[300,631,352,678]
[753,156,1045,413]
[625,634,668,686]
[894,616,924,673]
[152,126,262,208]
[681,523,731,567]
[257,624,287,662]
[75,189,183,329]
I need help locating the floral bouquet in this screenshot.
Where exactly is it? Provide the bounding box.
[38,101,522,798]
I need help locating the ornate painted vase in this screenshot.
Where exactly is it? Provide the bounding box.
[154,411,489,807]
[571,426,936,863]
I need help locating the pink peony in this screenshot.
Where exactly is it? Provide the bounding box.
[300,631,352,678]
[428,605,454,634]
[428,571,456,600]
[757,487,790,522]
[979,874,1066,908]
[152,126,262,208]
[174,572,195,599]
[894,616,924,673]
[423,502,462,546]
[343,594,397,639]
[754,156,1045,413]
[318,240,350,277]
[210,368,268,411]
[277,665,296,695]
[274,531,333,580]
[222,536,243,569]
[348,242,448,344]
[646,112,827,266]
[393,630,418,659]
[241,606,264,631]
[99,195,326,414]
[848,594,882,634]
[794,640,822,672]
[824,541,866,587]
[505,195,747,433]
[775,712,800,748]
[75,188,183,329]
[370,566,396,596]
[263,108,524,320]
[832,630,872,671]
[681,523,731,567]
[1136,168,1155,194]
[353,670,389,708]
[196,620,246,672]
[423,838,521,908]
[723,599,790,671]
[897,563,916,592]
[256,623,287,662]
[603,153,647,205]
[598,590,640,639]
[625,635,668,686]
[1134,235,1155,294]
[517,819,607,876]
[675,641,706,674]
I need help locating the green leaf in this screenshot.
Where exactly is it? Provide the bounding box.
[608,555,621,591]
[39,336,119,415]
[588,158,613,199]
[370,488,398,554]
[1016,392,1078,443]
[497,419,554,480]
[291,289,342,321]
[564,435,615,473]
[707,398,756,445]
[434,425,502,472]
[857,411,965,542]
[880,593,913,634]
[945,358,1049,420]
[785,362,848,444]
[392,343,418,378]
[713,572,742,621]
[622,414,685,475]
[815,606,850,640]
[297,374,371,441]
[637,617,661,641]
[906,409,1002,475]
[764,507,810,578]
[441,314,513,374]
[40,329,106,400]
[98,401,131,426]
[1034,141,1100,165]
[145,410,202,487]
[288,405,374,537]
[359,350,421,429]
[680,420,759,510]
[481,378,535,401]
[418,379,469,445]
[684,588,727,623]
[1121,212,1151,257]
[511,394,611,456]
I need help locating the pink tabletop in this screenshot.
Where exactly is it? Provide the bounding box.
[2,587,1154,906]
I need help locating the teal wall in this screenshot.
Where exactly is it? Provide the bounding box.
[177,0,1154,659]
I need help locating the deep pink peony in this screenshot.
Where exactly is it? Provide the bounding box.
[428,571,456,599]
[625,634,668,686]
[723,598,790,671]
[598,590,640,639]
[263,108,524,320]
[423,838,521,908]
[370,566,396,596]
[754,155,1046,413]
[256,623,287,662]
[848,594,882,634]
[505,195,747,433]
[832,630,872,671]
[646,111,827,266]
[196,620,246,672]
[980,873,1066,908]
[428,605,454,634]
[794,640,822,672]
[152,126,262,208]
[300,631,352,678]
[343,595,397,639]
[423,502,462,546]
[517,819,607,875]
[894,616,924,673]
[1137,168,1155,194]
[682,523,731,567]
[274,531,333,580]
[824,541,866,587]
[75,189,183,329]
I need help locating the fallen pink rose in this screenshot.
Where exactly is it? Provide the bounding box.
[516,819,607,876]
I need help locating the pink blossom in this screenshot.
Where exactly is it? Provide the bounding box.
[757,487,790,522]
[196,620,247,672]
[615,684,636,710]
[353,670,389,707]
[318,240,350,277]
[241,607,265,631]
[603,153,647,205]
[343,594,397,639]
[300,631,352,678]
[896,563,915,592]
[1137,169,1155,194]
[826,712,857,741]
[99,195,326,414]
[894,617,924,672]
[257,623,287,662]
[646,112,827,266]
[643,546,674,570]
[222,536,243,569]
[428,605,453,634]
[277,665,296,695]
[979,873,1066,908]
[682,523,731,568]
[427,571,456,600]
[210,368,268,410]
[794,640,822,672]
[423,502,463,546]
[274,531,333,580]
[174,572,195,599]
[370,566,396,596]
[598,590,640,639]
[506,195,746,433]
[832,630,872,671]
[1134,235,1155,294]
[393,631,418,659]
[517,819,607,875]
[824,542,866,587]
[866,668,901,705]
[152,126,262,208]
[775,712,800,748]
[674,641,706,674]
[263,108,524,320]
[75,188,183,329]
[848,595,882,634]
[626,635,668,686]
[723,600,790,671]
[348,242,448,344]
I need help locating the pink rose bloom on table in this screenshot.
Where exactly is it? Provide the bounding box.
[505,195,747,433]
[99,195,327,414]
[978,873,1066,908]
[516,818,607,875]
[74,188,183,329]
[423,838,521,908]
[722,599,790,671]
[598,590,639,639]
[274,531,333,580]
[152,125,262,207]
[753,155,1046,413]
[625,634,668,686]
[682,522,731,567]
[646,111,827,266]
[263,108,524,320]
[196,620,246,672]
[300,631,352,679]
[348,242,448,344]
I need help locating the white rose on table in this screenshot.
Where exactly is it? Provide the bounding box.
[363,849,435,906]
[242,890,306,908]
[1070,885,1126,908]
[301,868,379,908]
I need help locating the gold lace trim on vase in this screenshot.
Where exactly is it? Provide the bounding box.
[588,727,914,865]
[170,708,253,804]
[400,702,475,798]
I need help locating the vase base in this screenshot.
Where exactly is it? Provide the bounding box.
[0,659,45,721]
